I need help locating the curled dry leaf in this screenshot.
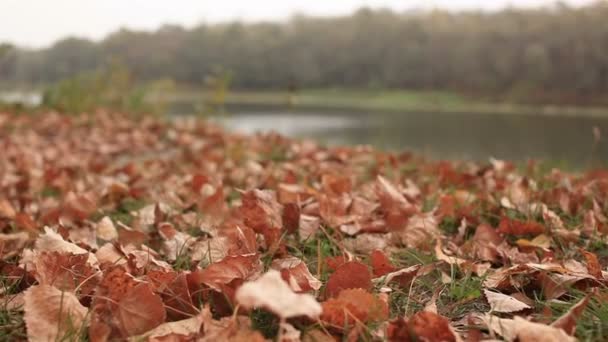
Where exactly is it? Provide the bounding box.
[198,306,266,342]
[551,292,593,335]
[325,261,372,298]
[0,198,17,219]
[373,264,421,288]
[299,214,320,241]
[96,216,118,241]
[342,233,390,254]
[24,284,89,342]
[484,290,531,313]
[35,227,89,255]
[472,223,502,262]
[394,213,439,249]
[272,256,322,292]
[0,231,29,259]
[482,315,575,342]
[235,269,322,319]
[580,249,603,280]
[197,253,263,292]
[376,175,414,229]
[240,189,283,244]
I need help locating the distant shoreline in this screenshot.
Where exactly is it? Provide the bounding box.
[159,88,608,118]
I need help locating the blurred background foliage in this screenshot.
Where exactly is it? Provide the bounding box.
[1,2,608,106]
[40,61,175,114]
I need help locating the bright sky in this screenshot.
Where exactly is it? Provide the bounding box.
[0,0,597,48]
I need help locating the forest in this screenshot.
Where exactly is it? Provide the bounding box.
[2,2,608,105]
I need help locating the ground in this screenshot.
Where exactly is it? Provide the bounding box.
[0,111,607,341]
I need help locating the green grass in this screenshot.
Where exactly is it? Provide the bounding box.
[542,290,608,341]
[164,87,608,117]
[0,307,26,341]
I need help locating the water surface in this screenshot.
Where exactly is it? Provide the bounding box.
[170,104,608,166]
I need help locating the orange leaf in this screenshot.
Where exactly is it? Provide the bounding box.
[408,311,459,342]
[497,217,545,236]
[325,261,372,298]
[580,250,602,279]
[370,249,396,277]
[321,289,388,328]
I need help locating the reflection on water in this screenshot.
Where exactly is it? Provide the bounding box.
[216,114,359,137]
[181,103,606,166]
[194,106,607,166]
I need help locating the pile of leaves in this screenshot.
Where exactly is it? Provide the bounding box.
[1,111,607,341]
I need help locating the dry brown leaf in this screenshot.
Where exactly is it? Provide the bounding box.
[35,227,89,254]
[197,253,263,291]
[130,313,203,341]
[199,306,266,342]
[394,213,439,249]
[483,315,575,342]
[33,251,99,296]
[240,189,282,237]
[24,284,89,342]
[580,250,603,280]
[271,256,322,292]
[373,264,421,288]
[0,232,29,259]
[0,198,17,219]
[551,293,593,336]
[96,216,118,241]
[484,290,531,313]
[472,223,502,262]
[235,269,322,319]
[117,282,167,337]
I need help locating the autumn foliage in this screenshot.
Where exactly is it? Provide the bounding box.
[0,111,607,341]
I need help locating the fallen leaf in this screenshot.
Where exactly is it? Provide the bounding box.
[130,313,203,341]
[197,253,263,292]
[580,250,603,279]
[497,218,545,236]
[370,249,397,277]
[272,256,322,292]
[551,293,593,335]
[321,288,388,328]
[325,261,372,298]
[482,315,575,342]
[24,284,89,342]
[235,269,322,319]
[484,290,531,313]
[117,282,167,337]
[408,311,461,342]
[96,216,118,241]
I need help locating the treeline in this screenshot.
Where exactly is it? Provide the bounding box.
[2,2,608,104]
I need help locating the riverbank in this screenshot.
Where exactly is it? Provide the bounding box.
[163,88,608,117]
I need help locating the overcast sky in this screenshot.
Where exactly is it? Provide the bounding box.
[0,0,597,48]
